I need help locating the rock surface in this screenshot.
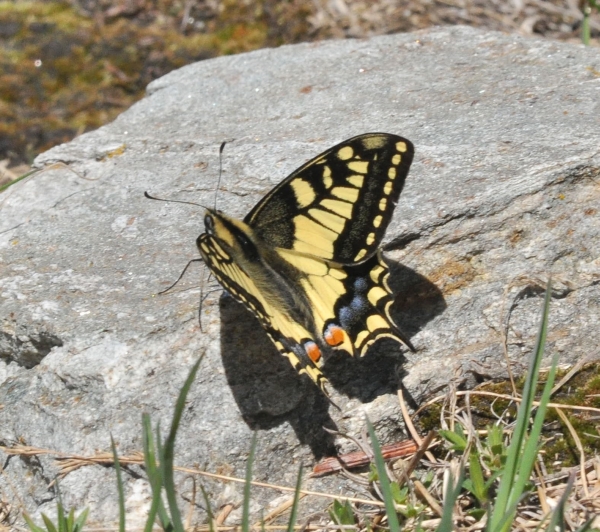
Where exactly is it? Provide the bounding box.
[1,25,599,527]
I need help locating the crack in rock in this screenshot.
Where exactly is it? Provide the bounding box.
[0,328,63,368]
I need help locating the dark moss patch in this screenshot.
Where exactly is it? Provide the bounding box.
[415,363,600,471]
[0,0,306,166]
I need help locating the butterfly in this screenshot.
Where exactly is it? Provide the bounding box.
[197,133,415,396]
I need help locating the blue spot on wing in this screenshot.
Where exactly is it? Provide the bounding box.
[339,295,368,329]
[353,277,368,292]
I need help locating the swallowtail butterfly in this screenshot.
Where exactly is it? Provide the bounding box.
[198,133,415,395]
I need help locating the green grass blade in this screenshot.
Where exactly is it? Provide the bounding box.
[57,501,65,532]
[465,450,487,505]
[142,414,172,531]
[200,484,216,532]
[162,356,204,532]
[0,168,37,193]
[436,466,464,532]
[143,412,162,532]
[286,465,303,532]
[41,513,58,532]
[505,283,553,517]
[493,497,530,532]
[73,508,89,532]
[242,433,258,532]
[156,423,164,464]
[23,513,46,532]
[511,354,558,498]
[366,417,400,532]
[110,434,126,532]
[153,423,174,530]
[438,428,468,452]
[573,518,595,532]
[66,508,74,531]
[329,500,354,527]
[582,0,591,45]
[488,280,552,532]
[544,474,572,532]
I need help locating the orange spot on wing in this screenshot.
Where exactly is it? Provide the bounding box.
[324,325,345,347]
[305,342,322,364]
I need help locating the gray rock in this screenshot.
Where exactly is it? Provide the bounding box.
[1,25,599,527]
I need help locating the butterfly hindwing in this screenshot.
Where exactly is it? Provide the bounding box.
[245,133,414,263]
[197,133,415,396]
[336,252,413,354]
[274,247,414,357]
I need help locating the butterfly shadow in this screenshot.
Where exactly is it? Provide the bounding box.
[219,294,338,459]
[218,259,445,458]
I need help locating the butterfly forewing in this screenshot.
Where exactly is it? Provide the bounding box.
[197,233,329,393]
[244,133,414,263]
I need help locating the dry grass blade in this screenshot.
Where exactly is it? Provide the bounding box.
[554,408,589,497]
[413,389,600,418]
[256,494,307,526]
[413,479,443,517]
[185,476,198,531]
[395,431,437,488]
[215,503,235,526]
[550,357,593,396]
[0,444,385,508]
[398,388,437,463]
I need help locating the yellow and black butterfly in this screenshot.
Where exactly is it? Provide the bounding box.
[197,133,415,396]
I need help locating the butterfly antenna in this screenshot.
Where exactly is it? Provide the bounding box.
[214,141,227,211]
[144,191,208,210]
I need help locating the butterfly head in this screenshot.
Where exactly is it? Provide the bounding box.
[198,209,260,263]
[203,210,217,235]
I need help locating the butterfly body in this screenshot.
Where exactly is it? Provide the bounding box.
[199,212,315,332]
[197,133,415,395]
